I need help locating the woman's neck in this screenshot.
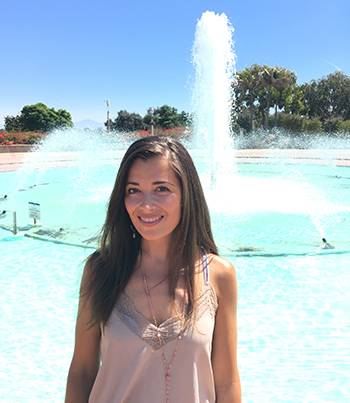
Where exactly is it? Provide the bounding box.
[139,238,172,277]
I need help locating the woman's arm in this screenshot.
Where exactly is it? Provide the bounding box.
[65,261,101,403]
[210,256,241,403]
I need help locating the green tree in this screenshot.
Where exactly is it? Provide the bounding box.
[4,115,22,131]
[305,71,350,121]
[234,106,253,133]
[157,105,180,129]
[284,83,309,116]
[179,110,193,126]
[5,104,73,132]
[18,103,73,132]
[304,79,325,120]
[270,67,296,126]
[110,110,144,131]
[256,89,268,129]
[143,108,160,129]
[259,65,275,130]
[234,66,350,133]
[258,65,295,130]
[152,105,191,129]
[236,62,264,131]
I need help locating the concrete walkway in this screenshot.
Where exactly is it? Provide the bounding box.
[0,152,30,172]
[233,149,350,167]
[1,149,350,173]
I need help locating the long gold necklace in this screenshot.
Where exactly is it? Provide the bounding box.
[142,271,187,403]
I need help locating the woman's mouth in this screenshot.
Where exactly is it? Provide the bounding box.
[139,215,163,225]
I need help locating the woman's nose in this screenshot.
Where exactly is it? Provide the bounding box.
[140,192,155,211]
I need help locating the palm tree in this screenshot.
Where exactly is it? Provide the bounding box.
[271,67,295,126]
[259,65,275,130]
[260,65,294,130]
[236,63,264,132]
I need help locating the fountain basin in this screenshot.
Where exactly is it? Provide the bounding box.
[1,149,349,255]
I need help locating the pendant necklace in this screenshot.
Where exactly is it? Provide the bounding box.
[142,271,187,403]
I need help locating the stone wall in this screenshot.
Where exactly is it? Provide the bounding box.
[0,145,33,153]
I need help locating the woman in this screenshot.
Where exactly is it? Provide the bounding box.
[65,136,241,402]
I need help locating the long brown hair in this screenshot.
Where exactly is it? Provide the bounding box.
[84,135,218,327]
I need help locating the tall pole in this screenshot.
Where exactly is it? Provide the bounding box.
[105,100,110,132]
[150,107,154,136]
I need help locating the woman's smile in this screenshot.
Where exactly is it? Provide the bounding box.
[125,157,182,243]
[138,215,163,225]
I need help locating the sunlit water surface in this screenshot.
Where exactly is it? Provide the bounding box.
[1,161,350,254]
[1,154,350,402]
[1,230,349,402]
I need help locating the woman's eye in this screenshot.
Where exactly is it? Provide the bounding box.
[156,186,169,192]
[127,188,140,194]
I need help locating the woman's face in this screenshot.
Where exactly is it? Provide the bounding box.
[124,156,182,244]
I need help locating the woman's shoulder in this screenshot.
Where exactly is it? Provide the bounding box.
[85,249,104,270]
[207,253,236,277]
[81,250,102,284]
[88,249,102,262]
[207,254,238,301]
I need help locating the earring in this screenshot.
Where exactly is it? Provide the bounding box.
[131,224,136,239]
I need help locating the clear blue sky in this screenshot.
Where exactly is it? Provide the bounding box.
[1,0,349,126]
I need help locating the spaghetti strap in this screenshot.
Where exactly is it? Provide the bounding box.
[201,247,209,284]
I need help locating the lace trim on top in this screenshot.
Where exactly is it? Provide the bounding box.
[114,283,218,350]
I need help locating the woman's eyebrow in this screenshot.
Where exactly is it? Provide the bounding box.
[153,180,175,186]
[126,180,175,186]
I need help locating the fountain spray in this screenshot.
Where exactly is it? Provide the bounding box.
[191,11,236,183]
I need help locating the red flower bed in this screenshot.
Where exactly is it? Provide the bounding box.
[0,131,46,145]
[0,127,192,146]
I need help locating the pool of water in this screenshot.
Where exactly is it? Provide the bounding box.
[1,161,350,254]
[1,230,349,402]
[1,156,350,401]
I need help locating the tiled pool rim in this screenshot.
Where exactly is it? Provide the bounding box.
[1,148,350,173]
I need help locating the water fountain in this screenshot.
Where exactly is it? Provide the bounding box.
[1,11,350,403]
[191,11,235,176]
[1,13,350,255]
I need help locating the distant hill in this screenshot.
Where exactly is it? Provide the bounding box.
[74,119,104,129]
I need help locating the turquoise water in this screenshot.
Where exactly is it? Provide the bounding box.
[1,160,350,402]
[1,162,350,254]
[1,231,349,402]
[0,234,87,402]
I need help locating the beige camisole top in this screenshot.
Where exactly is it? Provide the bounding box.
[89,253,218,403]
